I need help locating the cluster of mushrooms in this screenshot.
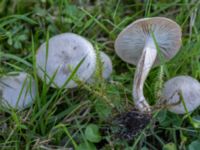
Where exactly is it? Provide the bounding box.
[0,33,112,109]
[115,17,200,115]
[0,17,200,125]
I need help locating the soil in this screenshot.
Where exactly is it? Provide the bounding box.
[112,109,152,140]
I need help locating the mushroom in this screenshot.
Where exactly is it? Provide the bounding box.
[114,17,182,112]
[160,76,200,114]
[0,72,36,110]
[36,33,96,88]
[100,51,112,80]
[87,51,112,83]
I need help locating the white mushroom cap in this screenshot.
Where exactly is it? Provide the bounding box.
[161,76,200,114]
[0,72,36,110]
[87,51,112,83]
[100,51,112,79]
[115,17,182,66]
[36,33,96,88]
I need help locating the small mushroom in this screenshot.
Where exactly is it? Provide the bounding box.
[160,76,200,114]
[87,51,112,83]
[100,51,112,80]
[36,33,96,88]
[115,17,181,112]
[0,72,36,110]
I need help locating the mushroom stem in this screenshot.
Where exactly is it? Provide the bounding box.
[133,37,157,112]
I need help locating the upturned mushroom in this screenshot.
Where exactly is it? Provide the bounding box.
[160,76,200,114]
[0,72,36,110]
[115,17,182,112]
[36,33,96,88]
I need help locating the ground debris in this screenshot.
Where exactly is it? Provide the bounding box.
[111,109,151,140]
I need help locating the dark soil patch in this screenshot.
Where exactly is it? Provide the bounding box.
[111,109,152,140]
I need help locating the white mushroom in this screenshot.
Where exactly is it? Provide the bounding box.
[87,51,112,83]
[115,17,182,112]
[36,33,96,88]
[0,72,36,110]
[160,76,200,114]
[100,51,112,80]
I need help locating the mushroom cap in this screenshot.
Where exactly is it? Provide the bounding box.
[36,33,96,88]
[0,72,36,110]
[100,51,113,79]
[161,76,200,114]
[115,17,182,66]
[87,51,112,83]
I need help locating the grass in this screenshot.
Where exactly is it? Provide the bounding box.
[0,0,200,149]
